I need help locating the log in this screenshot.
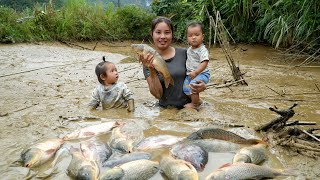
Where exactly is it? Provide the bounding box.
[254,104,297,131]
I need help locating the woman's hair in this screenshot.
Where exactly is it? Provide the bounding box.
[187,21,204,33]
[95,56,112,85]
[151,16,174,35]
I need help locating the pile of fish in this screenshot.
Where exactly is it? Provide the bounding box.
[20,121,299,179]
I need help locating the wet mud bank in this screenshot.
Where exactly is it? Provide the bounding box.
[0,42,319,179]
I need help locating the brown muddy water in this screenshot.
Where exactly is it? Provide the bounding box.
[0,41,319,179]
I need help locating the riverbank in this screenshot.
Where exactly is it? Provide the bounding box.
[0,41,319,179]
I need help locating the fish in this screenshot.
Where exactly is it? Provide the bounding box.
[191,139,241,152]
[21,138,64,168]
[134,135,184,150]
[119,159,159,180]
[67,146,99,180]
[63,121,124,140]
[80,140,112,167]
[233,143,267,164]
[100,159,159,180]
[187,128,263,145]
[170,143,208,171]
[100,166,124,180]
[205,163,298,180]
[103,152,152,168]
[160,155,198,180]
[131,44,174,88]
[109,127,133,153]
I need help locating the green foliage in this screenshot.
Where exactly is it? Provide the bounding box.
[106,4,155,40]
[0,7,34,42]
[0,0,64,12]
[151,0,209,42]
[0,0,155,42]
[0,0,318,53]
[151,0,320,51]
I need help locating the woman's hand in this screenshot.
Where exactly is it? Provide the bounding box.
[190,80,206,94]
[139,53,154,70]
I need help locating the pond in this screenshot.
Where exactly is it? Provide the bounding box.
[0,42,319,179]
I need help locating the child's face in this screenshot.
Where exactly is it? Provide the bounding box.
[187,25,204,49]
[102,63,118,85]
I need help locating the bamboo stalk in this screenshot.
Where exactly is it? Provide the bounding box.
[302,130,320,143]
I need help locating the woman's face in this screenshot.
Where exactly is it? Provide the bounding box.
[152,22,173,50]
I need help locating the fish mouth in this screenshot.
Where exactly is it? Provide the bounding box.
[25,163,32,167]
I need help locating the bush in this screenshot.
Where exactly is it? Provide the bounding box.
[107,4,156,40]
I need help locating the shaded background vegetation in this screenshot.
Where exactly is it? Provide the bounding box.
[0,0,319,54]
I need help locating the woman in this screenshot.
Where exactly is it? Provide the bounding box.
[140,17,206,109]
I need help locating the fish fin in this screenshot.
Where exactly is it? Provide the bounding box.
[69,146,79,153]
[183,161,195,170]
[247,139,266,145]
[280,168,299,176]
[115,121,125,126]
[170,77,174,86]
[82,131,95,136]
[164,79,170,88]
[199,163,205,171]
[218,163,232,169]
[45,149,56,154]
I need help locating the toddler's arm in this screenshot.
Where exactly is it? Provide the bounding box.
[88,88,100,110]
[127,99,135,112]
[190,60,209,79]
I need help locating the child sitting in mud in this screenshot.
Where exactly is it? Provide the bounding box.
[183,22,210,109]
[89,56,134,112]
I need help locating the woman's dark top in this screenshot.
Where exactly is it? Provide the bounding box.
[143,47,191,109]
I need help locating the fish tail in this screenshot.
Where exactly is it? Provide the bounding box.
[164,77,174,88]
[218,163,232,169]
[170,77,174,86]
[280,168,299,177]
[246,139,266,145]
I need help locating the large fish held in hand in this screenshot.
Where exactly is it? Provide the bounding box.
[131,44,174,88]
[21,138,64,168]
[63,121,124,140]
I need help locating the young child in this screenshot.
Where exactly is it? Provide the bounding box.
[183,22,210,109]
[89,57,134,112]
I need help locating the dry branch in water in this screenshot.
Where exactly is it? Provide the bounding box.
[255,104,320,157]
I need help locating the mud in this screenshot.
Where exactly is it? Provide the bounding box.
[0,41,319,179]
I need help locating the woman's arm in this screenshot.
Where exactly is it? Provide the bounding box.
[146,68,163,99]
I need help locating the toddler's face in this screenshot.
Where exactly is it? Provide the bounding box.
[187,26,204,49]
[103,63,118,85]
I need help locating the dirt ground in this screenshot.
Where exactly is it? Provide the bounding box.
[0,41,319,179]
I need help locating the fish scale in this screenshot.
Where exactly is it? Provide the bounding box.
[187,128,262,145]
[205,163,297,180]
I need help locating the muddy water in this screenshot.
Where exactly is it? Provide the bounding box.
[0,42,319,179]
